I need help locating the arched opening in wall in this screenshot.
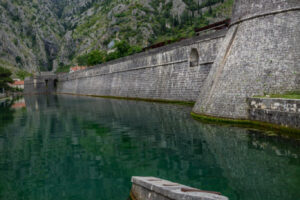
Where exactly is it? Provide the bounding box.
[190,48,199,67]
[54,79,58,89]
[45,80,48,88]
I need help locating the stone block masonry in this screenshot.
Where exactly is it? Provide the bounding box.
[248,98,300,129]
[24,72,57,94]
[57,30,226,102]
[130,177,228,200]
[24,0,300,131]
[193,0,300,119]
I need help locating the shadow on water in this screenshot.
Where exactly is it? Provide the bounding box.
[0,97,19,132]
[0,95,299,200]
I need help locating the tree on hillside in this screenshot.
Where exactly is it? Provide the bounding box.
[115,41,131,57]
[76,41,142,65]
[77,54,89,66]
[0,66,13,92]
[87,50,106,66]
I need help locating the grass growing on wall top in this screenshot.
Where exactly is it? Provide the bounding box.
[256,91,300,99]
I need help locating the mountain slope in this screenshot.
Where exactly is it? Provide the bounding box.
[0,0,233,75]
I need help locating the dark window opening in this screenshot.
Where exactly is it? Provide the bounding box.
[54,79,58,89]
[190,48,199,67]
[45,80,48,88]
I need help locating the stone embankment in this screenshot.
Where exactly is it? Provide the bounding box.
[130,177,228,200]
[248,98,300,129]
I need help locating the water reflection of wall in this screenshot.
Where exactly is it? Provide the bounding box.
[1,96,120,199]
[0,95,299,200]
[200,127,300,200]
[54,95,300,200]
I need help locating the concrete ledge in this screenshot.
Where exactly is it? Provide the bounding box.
[130,177,228,200]
[248,98,300,129]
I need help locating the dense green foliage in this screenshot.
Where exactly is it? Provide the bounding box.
[0,66,13,90]
[16,70,32,80]
[76,41,142,66]
[77,50,106,66]
[149,0,232,44]
[55,64,72,73]
[71,0,233,66]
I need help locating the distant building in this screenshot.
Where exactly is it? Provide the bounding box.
[9,79,24,90]
[70,66,87,73]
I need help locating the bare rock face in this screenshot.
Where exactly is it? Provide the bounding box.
[171,0,187,17]
[0,0,64,72]
[193,0,300,119]
[0,0,232,72]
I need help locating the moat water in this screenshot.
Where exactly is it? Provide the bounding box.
[0,95,299,200]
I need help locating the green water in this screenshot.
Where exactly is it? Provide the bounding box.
[0,95,299,200]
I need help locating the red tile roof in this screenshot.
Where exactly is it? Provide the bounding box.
[70,66,87,72]
[13,80,24,85]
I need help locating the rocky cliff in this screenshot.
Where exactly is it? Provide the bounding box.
[0,0,233,74]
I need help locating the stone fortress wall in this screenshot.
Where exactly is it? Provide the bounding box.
[24,72,57,94]
[56,30,226,102]
[248,97,300,129]
[193,0,300,119]
[25,0,300,129]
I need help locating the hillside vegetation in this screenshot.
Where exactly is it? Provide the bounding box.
[0,0,233,75]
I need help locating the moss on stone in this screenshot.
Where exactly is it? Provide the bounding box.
[90,95,195,106]
[59,93,195,106]
[191,112,300,139]
[255,91,300,99]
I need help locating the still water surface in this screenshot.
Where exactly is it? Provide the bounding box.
[0,95,299,200]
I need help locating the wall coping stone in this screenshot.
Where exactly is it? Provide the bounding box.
[248,97,300,112]
[248,98,300,129]
[58,59,214,82]
[230,7,300,27]
[131,176,228,200]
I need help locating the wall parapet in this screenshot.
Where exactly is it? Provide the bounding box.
[231,0,300,23]
[57,30,226,81]
[56,29,225,102]
[130,176,228,200]
[248,98,300,129]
